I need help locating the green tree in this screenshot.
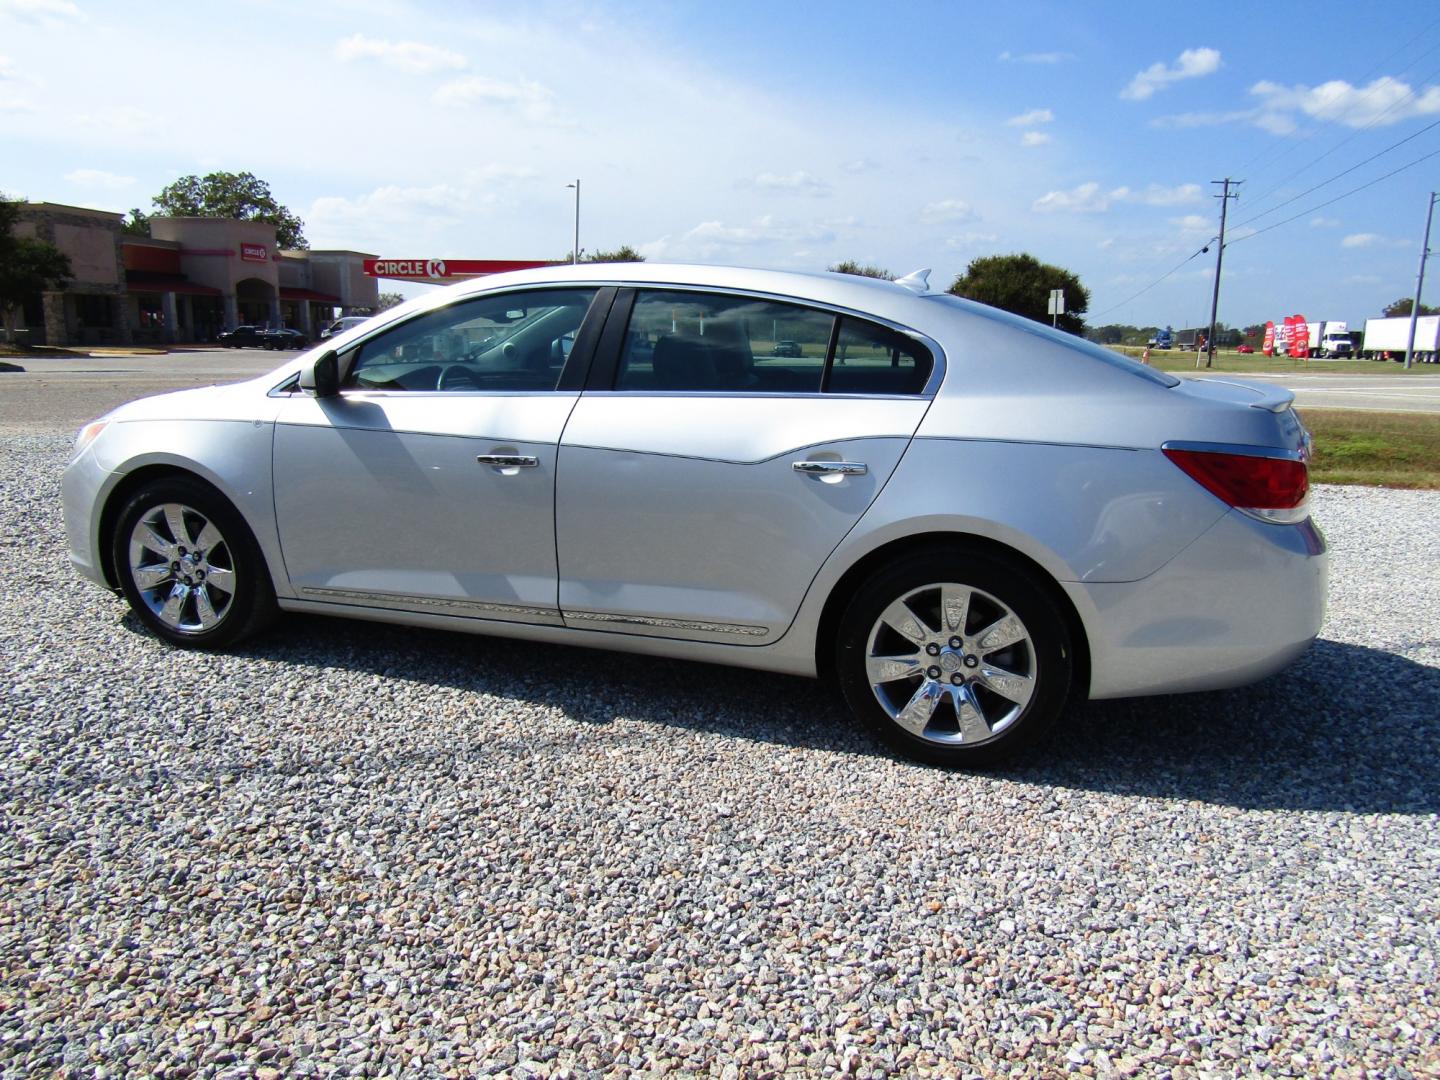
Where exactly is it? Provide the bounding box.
[122,208,150,237]
[151,171,308,249]
[562,245,646,263]
[375,291,405,312]
[948,253,1089,334]
[0,195,72,342]
[828,260,894,280]
[1382,297,1438,318]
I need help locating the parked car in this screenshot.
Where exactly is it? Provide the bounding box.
[217,325,266,349]
[1237,344,1255,354]
[320,316,371,340]
[262,328,310,351]
[62,264,1326,767]
[772,340,803,357]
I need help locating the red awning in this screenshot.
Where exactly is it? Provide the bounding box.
[125,271,221,296]
[280,287,342,303]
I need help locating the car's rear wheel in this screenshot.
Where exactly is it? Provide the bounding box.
[112,476,276,649]
[835,546,1073,767]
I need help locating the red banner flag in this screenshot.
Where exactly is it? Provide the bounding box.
[1262,321,1276,356]
[1289,315,1309,359]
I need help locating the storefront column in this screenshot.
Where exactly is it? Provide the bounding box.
[42,291,68,346]
[223,293,239,330]
[296,302,313,337]
[267,296,282,330]
[162,291,179,344]
[110,295,133,345]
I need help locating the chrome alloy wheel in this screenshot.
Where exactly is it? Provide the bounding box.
[864,582,1037,746]
[126,502,238,634]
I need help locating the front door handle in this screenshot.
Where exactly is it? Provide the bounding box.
[477,454,539,468]
[792,460,867,477]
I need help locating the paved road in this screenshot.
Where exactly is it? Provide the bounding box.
[1189,371,1440,414]
[5,351,1440,432]
[0,349,289,433]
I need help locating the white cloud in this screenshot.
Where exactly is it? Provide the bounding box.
[1021,131,1052,147]
[73,106,157,135]
[64,168,135,189]
[642,214,836,261]
[747,170,831,196]
[919,199,975,224]
[945,231,1000,250]
[0,53,37,109]
[0,0,82,24]
[1341,232,1408,249]
[432,75,558,122]
[840,158,879,174]
[1310,217,1340,228]
[1169,214,1210,231]
[998,50,1071,64]
[307,166,535,249]
[333,33,466,75]
[1033,181,1202,213]
[1121,47,1221,101]
[1251,76,1440,128]
[1007,108,1054,127]
[1034,182,1108,213]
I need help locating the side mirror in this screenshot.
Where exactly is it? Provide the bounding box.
[298,349,340,398]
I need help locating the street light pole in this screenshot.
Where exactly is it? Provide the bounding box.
[1403,191,1437,371]
[566,179,581,265]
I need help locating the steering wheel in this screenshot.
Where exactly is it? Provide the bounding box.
[437,364,479,391]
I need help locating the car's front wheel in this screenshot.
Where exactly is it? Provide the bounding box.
[835,546,1073,767]
[112,476,276,648]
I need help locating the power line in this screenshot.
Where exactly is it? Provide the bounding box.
[1230,144,1440,244]
[1238,63,1440,217]
[1089,242,1213,320]
[1229,20,1440,186]
[1229,115,1440,231]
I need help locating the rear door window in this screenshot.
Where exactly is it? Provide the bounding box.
[615,290,834,393]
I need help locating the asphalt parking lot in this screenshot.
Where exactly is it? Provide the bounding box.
[0,363,1437,1076]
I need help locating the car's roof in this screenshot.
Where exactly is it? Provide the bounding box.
[433,262,944,326]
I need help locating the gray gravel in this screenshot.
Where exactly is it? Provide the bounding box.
[1,430,1437,1078]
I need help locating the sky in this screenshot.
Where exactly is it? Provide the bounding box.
[3,0,1440,330]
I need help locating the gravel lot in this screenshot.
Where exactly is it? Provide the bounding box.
[1,427,1437,1078]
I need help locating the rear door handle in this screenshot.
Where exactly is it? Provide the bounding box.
[792,460,867,477]
[476,454,539,468]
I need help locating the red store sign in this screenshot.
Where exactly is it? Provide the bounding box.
[240,243,268,262]
[363,258,555,280]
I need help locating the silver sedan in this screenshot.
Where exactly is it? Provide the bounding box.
[62,264,1326,766]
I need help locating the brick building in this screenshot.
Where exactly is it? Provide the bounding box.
[9,202,378,346]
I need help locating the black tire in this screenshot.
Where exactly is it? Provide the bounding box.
[111,475,277,649]
[835,544,1074,768]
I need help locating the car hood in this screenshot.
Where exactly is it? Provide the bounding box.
[105,379,274,425]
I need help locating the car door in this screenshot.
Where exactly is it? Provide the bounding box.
[272,286,610,625]
[554,287,939,645]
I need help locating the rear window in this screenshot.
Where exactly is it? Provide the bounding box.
[926,294,1181,388]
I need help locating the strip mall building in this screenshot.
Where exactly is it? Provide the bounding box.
[11,202,379,346]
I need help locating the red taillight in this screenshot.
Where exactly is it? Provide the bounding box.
[1163,447,1308,511]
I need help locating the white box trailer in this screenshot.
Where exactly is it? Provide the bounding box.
[1361,316,1440,360]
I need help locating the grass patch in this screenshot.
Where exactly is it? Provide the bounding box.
[1299,408,1440,489]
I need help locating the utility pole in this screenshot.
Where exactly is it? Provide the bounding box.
[1403,191,1437,370]
[1203,177,1241,370]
